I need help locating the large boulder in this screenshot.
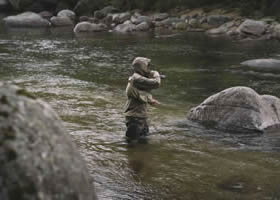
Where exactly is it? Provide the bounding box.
[0,82,97,200]
[73,21,107,33]
[241,59,280,72]
[187,87,280,133]
[237,19,267,36]
[3,12,51,27]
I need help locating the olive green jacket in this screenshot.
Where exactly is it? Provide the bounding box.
[124,71,161,118]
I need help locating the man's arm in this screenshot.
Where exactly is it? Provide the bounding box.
[133,71,161,91]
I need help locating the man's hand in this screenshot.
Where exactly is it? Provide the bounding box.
[150,98,160,105]
[150,70,160,78]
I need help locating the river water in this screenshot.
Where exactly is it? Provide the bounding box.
[1,19,280,199]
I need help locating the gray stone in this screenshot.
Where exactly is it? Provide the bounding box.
[135,21,150,31]
[237,19,267,36]
[174,22,188,30]
[50,16,73,26]
[241,59,280,72]
[152,13,169,21]
[207,21,235,35]
[112,12,131,24]
[114,21,136,33]
[187,87,280,133]
[57,9,76,21]
[272,24,280,40]
[0,82,97,200]
[189,18,200,28]
[73,21,107,33]
[3,12,51,27]
[131,15,152,25]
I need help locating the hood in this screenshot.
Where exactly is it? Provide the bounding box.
[132,57,151,76]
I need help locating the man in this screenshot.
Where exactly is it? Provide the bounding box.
[124,57,161,140]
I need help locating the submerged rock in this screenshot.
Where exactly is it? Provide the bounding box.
[241,59,280,72]
[0,82,97,200]
[187,87,280,133]
[3,12,51,27]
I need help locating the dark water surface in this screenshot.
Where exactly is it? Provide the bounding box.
[1,21,280,199]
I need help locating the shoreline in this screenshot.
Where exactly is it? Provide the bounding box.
[1,6,280,41]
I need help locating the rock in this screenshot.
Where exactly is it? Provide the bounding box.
[114,21,136,33]
[174,22,188,30]
[73,21,107,33]
[152,13,169,21]
[207,21,235,35]
[0,82,97,200]
[272,24,280,40]
[187,87,280,133]
[241,59,280,72]
[237,19,267,36]
[112,12,131,24]
[207,15,233,27]
[50,16,74,26]
[3,12,51,27]
[57,9,76,21]
[131,15,152,25]
[188,18,200,28]
[135,21,150,31]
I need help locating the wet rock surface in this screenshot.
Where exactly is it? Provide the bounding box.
[0,82,97,200]
[187,87,280,133]
[241,59,280,72]
[3,12,51,27]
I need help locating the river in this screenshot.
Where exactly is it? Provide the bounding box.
[1,19,280,200]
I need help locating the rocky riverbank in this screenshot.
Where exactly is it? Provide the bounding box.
[2,4,280,41]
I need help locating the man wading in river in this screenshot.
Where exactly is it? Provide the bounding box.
[124,57,161,140]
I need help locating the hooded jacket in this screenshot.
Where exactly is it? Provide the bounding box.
[124,57,161,118]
